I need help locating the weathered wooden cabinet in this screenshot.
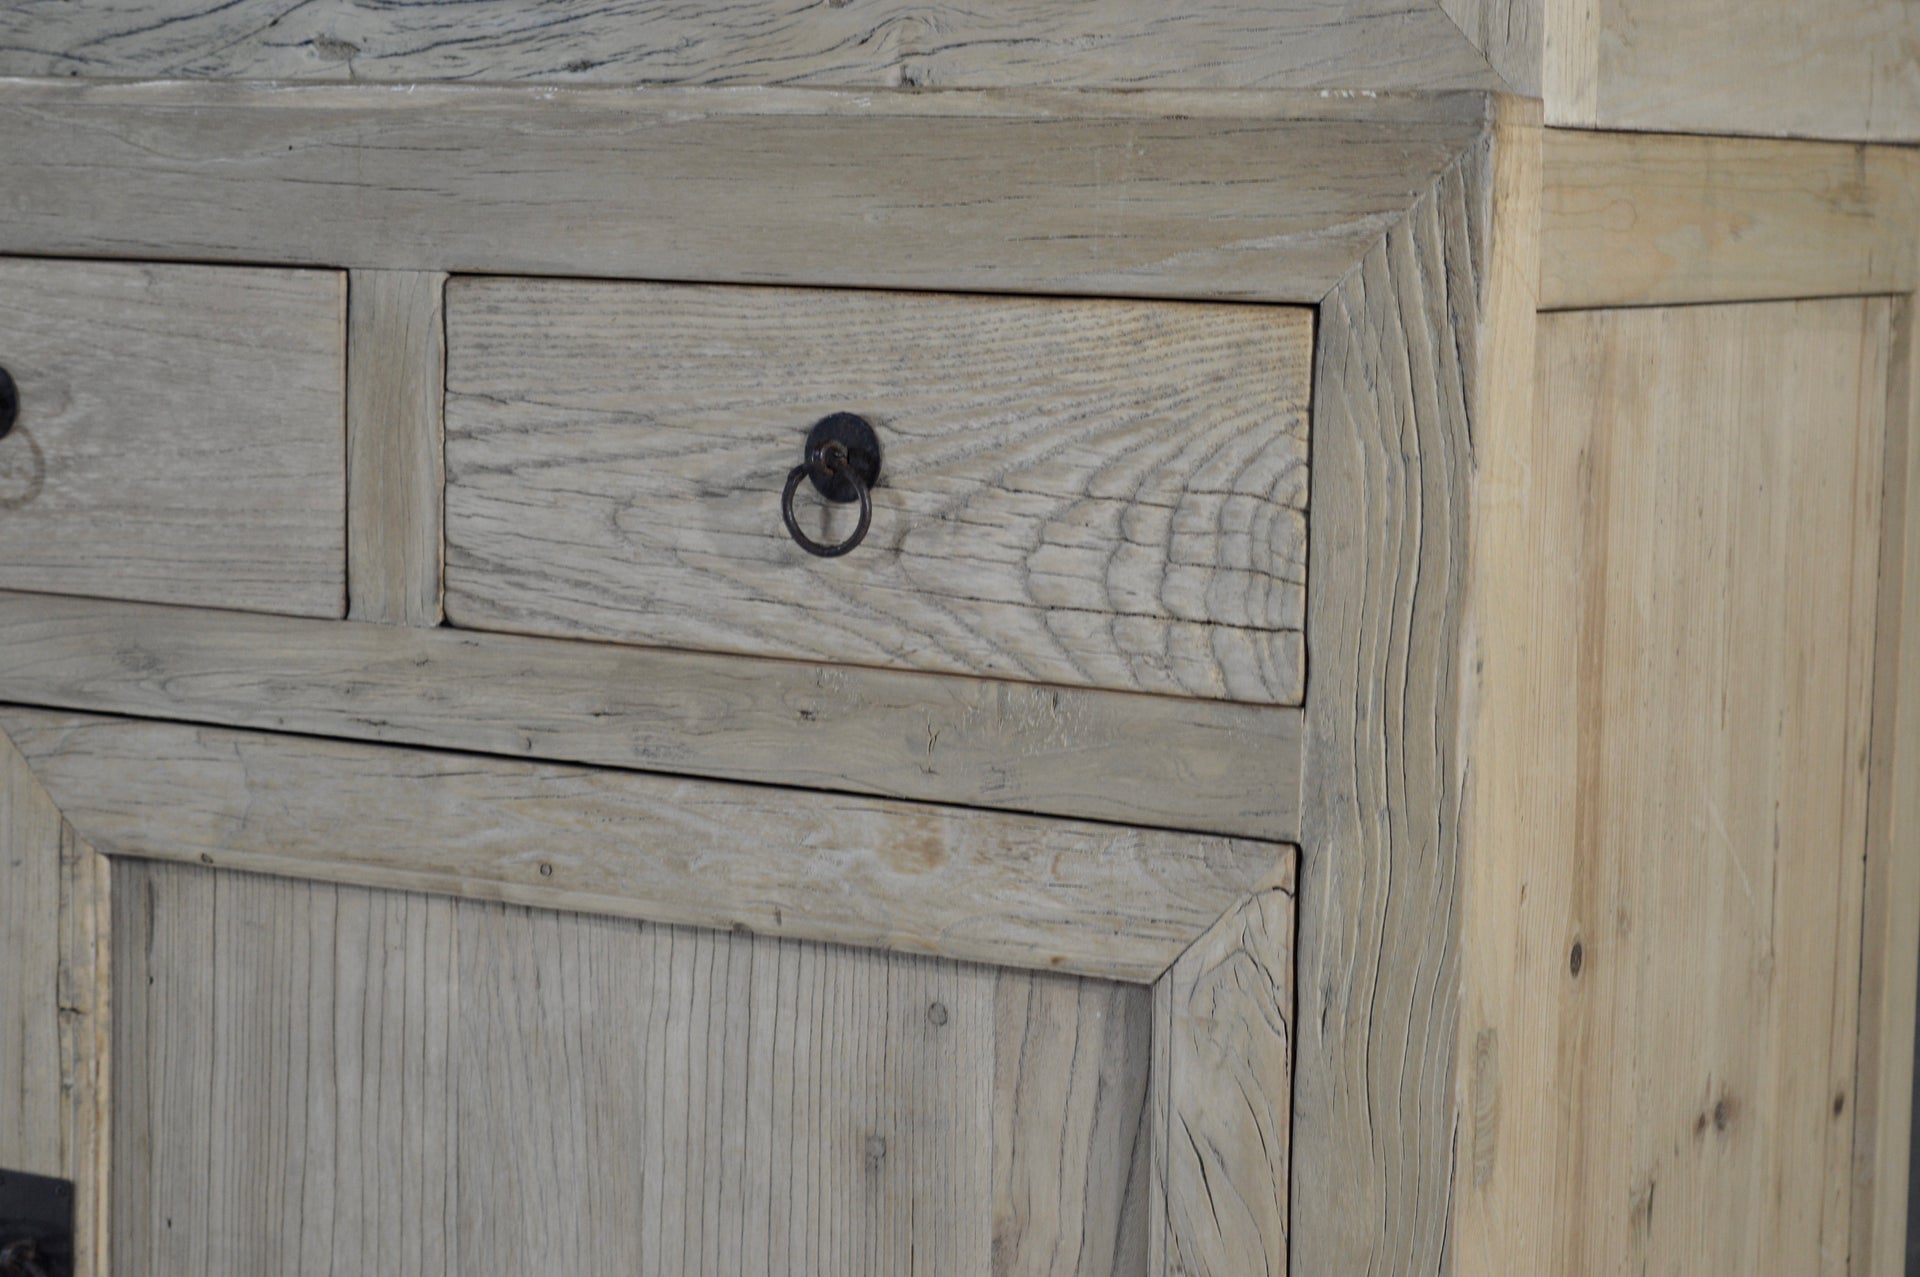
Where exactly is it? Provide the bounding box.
[0,4,1916,1276]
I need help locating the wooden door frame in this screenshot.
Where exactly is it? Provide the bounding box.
[0,81,1541,1276]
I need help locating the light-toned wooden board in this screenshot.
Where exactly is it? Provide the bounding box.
[1149,884,1295,1276]
[1853,298,1920,1275]
[1439,0,1542,96]
[1291,96,1538,1277]
[0,80,1493,305]
[1541,130,1920,310]
[1546,0,1920,142]
[1447,97,1547,1277]
[1530,299,1889,1275]
[0,257,346,617]
[56,823,110,1277]
[347,270,445,626]
[3,707,1291,982]
[445,280,1309,707]
[992,970,1152,1275]
[111,859,1150,1275]
[0,0,1503,91]
[0,591,1302,843]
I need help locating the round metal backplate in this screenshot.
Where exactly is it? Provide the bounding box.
[0,368,17,440]
[804,413,882,503]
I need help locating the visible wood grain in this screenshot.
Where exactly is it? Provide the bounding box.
[1448,98,1558,1276]
[1536,299,1889,1276]
[1547,0,1920,142]
[0,80,1495,305]
[445,281,1309,706]
[1150,884,1295,1277]
[1542,130,1920,310]
[3,707,1292,982]
[1291,99,1532,1277]
[348,271,445,626]
[1438,0,1542,95]
[111,859,1151,1275]
[0,591,1303,842]
[57,823,110,1277]
[992,971,1153,1276]
[0,727,62,1177]
[0,0,1503,91]
[1852,298,1920,1276]
[0,728,111,1276]
[0,257,346,617]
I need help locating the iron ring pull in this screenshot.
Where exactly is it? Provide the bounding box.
[780,413,882,559]
[0,366,19,440]
[0,1238,49,1277]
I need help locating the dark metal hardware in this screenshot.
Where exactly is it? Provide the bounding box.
[0,368,17,440]
[0,1170,73,1277]
[780,412,882,558]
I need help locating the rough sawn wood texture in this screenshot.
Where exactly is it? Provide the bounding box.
[0,257,346,618]
[111,859,1152,1276]
[0,707,1292,983]
[444,280,1311,706]
[0,0,1508,91]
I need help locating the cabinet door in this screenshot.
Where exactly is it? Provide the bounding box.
[1534,297,1893,1276]
[0,713,1296,1277]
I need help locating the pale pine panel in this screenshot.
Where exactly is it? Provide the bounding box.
[1537,298,1890,1275]
[1547,0,1920,141]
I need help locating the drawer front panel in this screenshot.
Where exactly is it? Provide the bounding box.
[445,280,1310,704]
[0,258,346,617]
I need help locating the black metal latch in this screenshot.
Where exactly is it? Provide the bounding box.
[0,1170,73,1277]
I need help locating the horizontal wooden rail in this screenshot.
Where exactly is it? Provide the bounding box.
[0,591,1301,842]
[0,707,1291,982]
[0,78,1494,304]
[1542,129,1920,310]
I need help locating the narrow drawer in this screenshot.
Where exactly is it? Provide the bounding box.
[0,258,345,617]
[445,280,1310,705]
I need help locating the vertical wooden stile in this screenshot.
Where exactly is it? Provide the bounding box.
[348,270,447,626]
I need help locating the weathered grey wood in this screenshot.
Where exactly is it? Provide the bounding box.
[112,859,1151,1275]
[1292,100,1535,1275]
[1,727,112,1276]
[1150,884,1295,1276]
[0,257,346,617]
[0,727,63,1178]
[0,591,1302,842]
[0,0,1503,91]
[1439,0,1542,95]
[0,80,1495,304]
[993,970,1153,1275]
[347,270,445,626]
[5,707,1292,982]
[446,280,1309,706]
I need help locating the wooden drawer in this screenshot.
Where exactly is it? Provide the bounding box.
[444,279,1311,705]
[0,258,346,617]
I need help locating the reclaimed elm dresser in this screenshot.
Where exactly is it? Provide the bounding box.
[0,4,1916,1276]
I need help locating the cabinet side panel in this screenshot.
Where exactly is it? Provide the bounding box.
[1852,298,1920,1276]
[1536,298,1889,1276]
